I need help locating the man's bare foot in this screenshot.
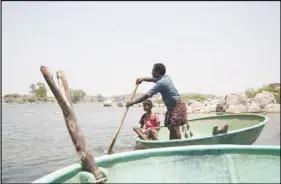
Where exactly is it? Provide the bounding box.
[184,130,193,138]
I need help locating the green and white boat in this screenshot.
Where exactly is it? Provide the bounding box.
[33,145,280,183]
[135,114,269,149]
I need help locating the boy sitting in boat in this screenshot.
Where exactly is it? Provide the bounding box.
[133,99,161,140]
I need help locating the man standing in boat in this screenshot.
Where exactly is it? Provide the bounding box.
[126,63,193,140]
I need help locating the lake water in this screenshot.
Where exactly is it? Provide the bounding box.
[2,103,280,183]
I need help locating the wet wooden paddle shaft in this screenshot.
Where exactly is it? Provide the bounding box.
[40,66,104,183]
[108,84,139,154]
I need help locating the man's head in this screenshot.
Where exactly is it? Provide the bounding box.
[143,99,153,112]
[152,63,166,78]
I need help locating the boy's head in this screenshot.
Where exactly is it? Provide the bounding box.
[152,63,166,78]
[143,99,153,112]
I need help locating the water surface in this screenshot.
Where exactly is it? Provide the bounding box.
[2,103,280,183]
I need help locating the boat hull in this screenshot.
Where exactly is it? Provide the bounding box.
[103,100,113,107]
[117,102,124,107]
[135,114,268,149]
[33,145,280,183]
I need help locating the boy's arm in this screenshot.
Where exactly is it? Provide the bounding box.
[150,124,161,131]
[139,115,145,129]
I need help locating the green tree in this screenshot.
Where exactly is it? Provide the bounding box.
[29,84,36,94]
[71,89,87,103]
[29,82,48,98]
[97,94,104,102]
[180,94,207,102]
[245,85,280,104]
[35,82,48,98]
[3,94,21,98]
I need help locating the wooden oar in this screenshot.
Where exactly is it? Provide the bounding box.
[108,84,139,154]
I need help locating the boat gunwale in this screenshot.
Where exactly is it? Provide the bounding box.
[135,113,270,144]
[32,144,280,183]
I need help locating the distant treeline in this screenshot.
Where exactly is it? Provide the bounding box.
[3,82,279,104]
[2,82,88,104]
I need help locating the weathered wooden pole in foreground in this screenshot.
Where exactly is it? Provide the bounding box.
[40,66,105,183]
[56,71,73,109]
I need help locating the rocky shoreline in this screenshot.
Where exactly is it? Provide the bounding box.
[187,91,280,114]
[2,83,280,114]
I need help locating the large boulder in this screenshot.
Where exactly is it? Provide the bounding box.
[247,102,261,113]
[268,83,280,91]
[225,93,248,106]
[187,99,196,105]
[200,104,217,113]
[215,93,248,113]
[216,103,227,112]
[254,91,276,108]
[225,104,247,114]
[187,106,193,114]
[217,95,228,104]
[247,98,254,104]
[188,100,204,112]
[208,99,219,105]
[262,104,280,113]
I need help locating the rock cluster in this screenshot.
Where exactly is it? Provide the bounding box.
[186,91,280,114]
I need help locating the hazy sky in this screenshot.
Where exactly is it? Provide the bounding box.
[2,1,280,97]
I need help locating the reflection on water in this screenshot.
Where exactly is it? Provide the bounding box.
[2,104,280,183]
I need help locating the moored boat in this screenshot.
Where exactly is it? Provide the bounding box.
[32,145,280,183]
[117,102,124,107]
[135,114,269,149]
[103,100,112,107]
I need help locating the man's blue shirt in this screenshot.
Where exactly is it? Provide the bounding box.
[146,75,180,110]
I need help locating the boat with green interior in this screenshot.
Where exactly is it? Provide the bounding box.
[135,114,269,149]
[33,145,280,183]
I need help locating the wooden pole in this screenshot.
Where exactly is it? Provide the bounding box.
[56,71,73,108]
[108,84,139,154]
[40,66,104,183]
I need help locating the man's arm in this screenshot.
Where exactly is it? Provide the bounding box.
[126,83,162,107]
[141,77,155,82]
[136,77,157,84]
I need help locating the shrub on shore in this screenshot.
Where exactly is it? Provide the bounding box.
[181,94,207,102]
[245,85,280,103]
[154,94,207,104]
[3,94,56,104]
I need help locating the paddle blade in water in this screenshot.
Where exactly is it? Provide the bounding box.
[107,150,115,155]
